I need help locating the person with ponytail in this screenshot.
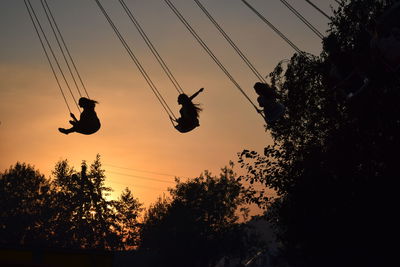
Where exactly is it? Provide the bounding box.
[58,97,101,135]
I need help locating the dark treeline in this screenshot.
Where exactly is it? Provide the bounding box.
[239,0,399,267]
[0,155,143,250]
[138,166,262,267]
[0,157,262,266]
[2,0,400,266]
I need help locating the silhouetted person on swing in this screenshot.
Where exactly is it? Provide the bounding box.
[58,97,101,135]
[371,26,400,71]
[324,33,372,99]
[173,88,204,133]
[254,82,285,123]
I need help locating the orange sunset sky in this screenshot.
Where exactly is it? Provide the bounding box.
[0,0,336,206]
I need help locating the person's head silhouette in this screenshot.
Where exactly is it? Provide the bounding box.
[178,94,190,105]
[78,97,98,109]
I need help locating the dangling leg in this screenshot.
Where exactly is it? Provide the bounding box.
[58,126,76,135]
[59,119,79,134]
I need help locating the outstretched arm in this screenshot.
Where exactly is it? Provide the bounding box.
[189,88,204,100]
[70,113,78,122]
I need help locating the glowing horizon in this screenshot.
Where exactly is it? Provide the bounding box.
[0,0,336,207]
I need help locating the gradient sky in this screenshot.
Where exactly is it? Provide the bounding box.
[0,0,336,206]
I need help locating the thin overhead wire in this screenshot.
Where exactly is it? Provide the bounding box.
[193,0,266,83]
[107,171,175,184]
[24,0,79,113]
[104,163,177,177]
[40,0,83,98]
[106,179,168,191]
[42,0,90,99]
[94,0,177,120]
[119,0,184,94]
[164,0,263,117]
[279,0,324,39]
[241,0,302,54]
[304,0,332,20]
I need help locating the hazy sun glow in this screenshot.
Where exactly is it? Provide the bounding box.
[0,0,335,207]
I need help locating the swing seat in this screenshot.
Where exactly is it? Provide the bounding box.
[347,78,370,99]
[174,118,200,133]
[332,69,370,100]
[264,102,285,123]
[76,120,101,135]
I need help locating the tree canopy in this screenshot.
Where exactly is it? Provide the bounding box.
[0,155,142,250]
[0,162,51,247]
[238,0,399,266]
[2,1,399,266]
[138,166,260,267]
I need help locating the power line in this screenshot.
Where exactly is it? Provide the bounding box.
[106,179,168,191]
[103,163,177,177]
[164,0,263,119]
[106,170,176,184]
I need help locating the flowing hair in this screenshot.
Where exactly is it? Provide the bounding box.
[179,94,203,118]
[79,97,98,109]
[191,102,203,118]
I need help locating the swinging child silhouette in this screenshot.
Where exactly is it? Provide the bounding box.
[173,88,204,133]
[58,97,101,135]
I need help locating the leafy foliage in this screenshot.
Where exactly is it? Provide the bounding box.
[238,0,400,266]
[112,187,143,249]
[0,155,142,250]
[138,166,258,267]
[48,156,120,249]
[0,162,52,247]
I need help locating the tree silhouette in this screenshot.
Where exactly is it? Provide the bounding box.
[239,0,399,266]
[138,166,257,267]
[0,163,52,247]
[112,187,143,249]
[48,155,134,250]
[1,155,143,251]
